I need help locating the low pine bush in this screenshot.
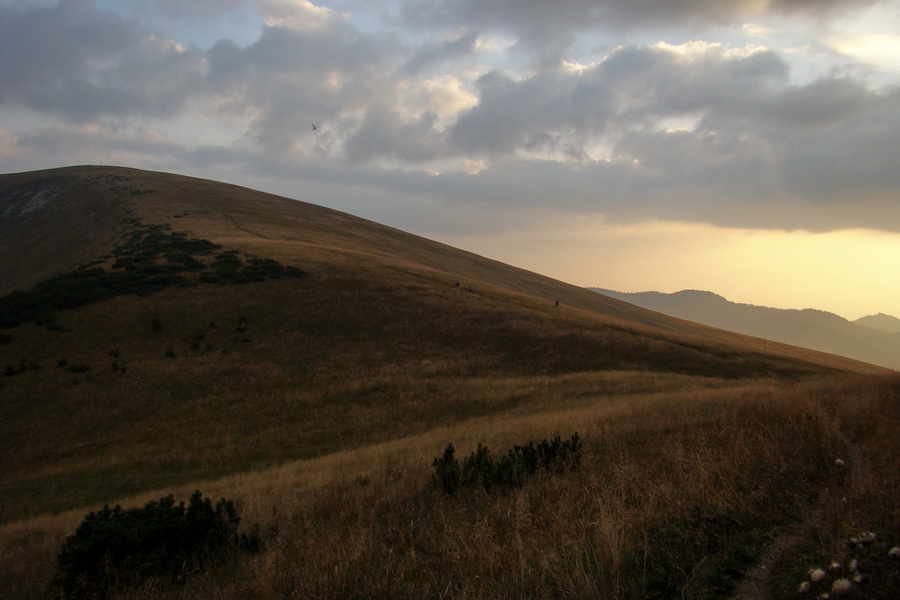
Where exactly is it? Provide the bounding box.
[0,221,306,329]
[434,433,582,495]
[55,491,261,599]
[432,443,461,495]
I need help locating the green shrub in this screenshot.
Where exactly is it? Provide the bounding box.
[55,491,261,599]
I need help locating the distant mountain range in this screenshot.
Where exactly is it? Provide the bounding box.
[855,313,900,334]
[591,289,900,371]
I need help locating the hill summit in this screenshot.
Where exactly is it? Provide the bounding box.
[855,312,900,334]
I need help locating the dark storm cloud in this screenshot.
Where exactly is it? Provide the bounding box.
[0,0,205,121]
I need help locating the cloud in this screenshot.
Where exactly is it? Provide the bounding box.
[403,0,885,49]
[448,69,575,158]
[0,129,23,162]
[1,122,188,175]
[343,105,445,164]
[148,0,250,19]
[778,87,900,203]
[401,31,479,75]
[218,22,402,153]
[0,0,205,121]
[256,0,340,30]
[446,43,792,160]
[1,0,899,239]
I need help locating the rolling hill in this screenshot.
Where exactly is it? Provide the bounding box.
[1,166,897,600]
[591,288,900,370]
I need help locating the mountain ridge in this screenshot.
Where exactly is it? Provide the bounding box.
[592,287,899,370]
[855,312,900,333]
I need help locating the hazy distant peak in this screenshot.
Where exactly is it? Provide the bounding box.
[670,289,728,301]
[591,287,899,370]
[854,313,900,334]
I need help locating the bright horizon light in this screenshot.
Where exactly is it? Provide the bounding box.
[438,220,900,321]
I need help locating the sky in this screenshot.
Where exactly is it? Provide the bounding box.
[1,0,899,320]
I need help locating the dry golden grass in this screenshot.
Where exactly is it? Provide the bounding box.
[2,239,861,522]
[3,374,897,599]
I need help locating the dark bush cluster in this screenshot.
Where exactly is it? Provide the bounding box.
[198,251,306,285]
[433,433,583,495]
[3,359,41,377]
[0,221,306,329]
[0,267,192,328]
[55,491,261,599]
[113,226,221,263]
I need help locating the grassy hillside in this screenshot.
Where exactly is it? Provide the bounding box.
[1,166,896,599]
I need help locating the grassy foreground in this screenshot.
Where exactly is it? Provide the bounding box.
[2,374,898,599]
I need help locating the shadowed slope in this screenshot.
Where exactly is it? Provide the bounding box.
[0,167,129,295]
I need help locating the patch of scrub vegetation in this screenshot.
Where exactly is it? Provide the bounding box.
[55,490,262,600]
[0,222,306,329]
[433,433,583,495]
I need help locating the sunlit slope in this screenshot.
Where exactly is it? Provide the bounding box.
[0,165,887,522]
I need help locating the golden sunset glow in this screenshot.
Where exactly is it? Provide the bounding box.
[442,220,900,320]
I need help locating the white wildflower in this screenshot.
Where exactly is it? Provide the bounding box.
[858,531,877,545]
[810,568,827,582]
[831,578,852,595]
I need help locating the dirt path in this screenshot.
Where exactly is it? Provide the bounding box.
[732,532,804,600]
[731,419,871,600]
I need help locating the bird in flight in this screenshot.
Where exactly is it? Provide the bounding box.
[311,123,317,131]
